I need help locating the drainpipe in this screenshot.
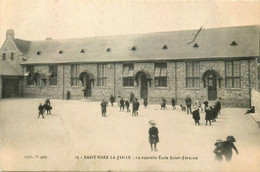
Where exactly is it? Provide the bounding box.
[62,64,65,100]
[248,60,251,108]
[175,62,178,104]
[113,63,116,98]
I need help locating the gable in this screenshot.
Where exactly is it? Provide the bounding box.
[0,36,22,55]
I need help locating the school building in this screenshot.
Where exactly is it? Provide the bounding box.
[0,25,259,107]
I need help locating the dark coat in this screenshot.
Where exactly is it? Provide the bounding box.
[135,101,140,111]
[211,107,218,118]
[125,100,130,107]
[149,126,159,143]
[101,101,107,112]
[222,141,238,155]
[171,98,176,106]
[44,99,52,111]
[38,105,44,114]
[120,99,125,106]
[205,108,212,120]
[109,96,115,103]
[192,109,200,120]
[185,97,192,106]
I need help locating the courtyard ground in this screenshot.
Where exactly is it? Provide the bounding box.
[0,98,260,171]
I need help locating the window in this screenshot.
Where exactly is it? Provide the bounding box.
[154,63,167,87]
[2,53,6,60]
[225,61,241,88]
[131,46,136,51]
[37,51,41,55]
[123,64,134,86]
[186,62,200,87]
[162,45,168,49]
[59,50,64,54]
[26,66,34,85]
[97,64,107,86]
[49,65,58,86]
[11,52,14,60]
[80,49,85,53]
[106,48,111,52]
[71,65,79,86]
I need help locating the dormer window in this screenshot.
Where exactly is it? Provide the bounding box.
[80,49,85,53]
[131,46,136,51]
[59,50,64,54]
[37,51,41,55]
[230,41,237,46]
[106,48,111,52]
[162,45,168,49]
[193,43,199,48]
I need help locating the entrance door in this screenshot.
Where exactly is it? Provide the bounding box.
[140,74,148,99]
[208,73,217,100]
[83,74,92,97]
[2,79,19,98]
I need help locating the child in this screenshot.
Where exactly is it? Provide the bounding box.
[119,97,125,112]
[205,106,212,126]
[38,103,44,119]
[214,139,224,161]
[192,106,200,125]
[109,95,115,106]
[171,98,176,110]
[125,99,130,112]
[161,97,167,110]
[148,120,159,151]
[222,136,239,162]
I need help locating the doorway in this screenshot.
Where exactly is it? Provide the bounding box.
[208,73,217,100]
[140,73,148,99]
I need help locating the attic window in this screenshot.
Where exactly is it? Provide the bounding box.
[37,51,41,55]
[162,45,168,49]
[230,41,237,46]
[193,43,199,48]
[59,50,64,54]
[80,49,85,53]
[106,48,111,52]
[131,46,136,51]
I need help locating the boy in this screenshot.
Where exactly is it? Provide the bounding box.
[38,103,44,119]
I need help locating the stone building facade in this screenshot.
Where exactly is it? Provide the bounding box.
[0,26,260,107]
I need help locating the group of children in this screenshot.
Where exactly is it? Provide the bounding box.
[38,98,52,119]
[191,98,222,126]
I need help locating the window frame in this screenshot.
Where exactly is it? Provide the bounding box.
[10,52,14,60]
[186,62,200,88]
[97,64,107,87]
[49,65,58,86]
[123,64,134,87]
[225,61,241,88]
[154,63,167,87]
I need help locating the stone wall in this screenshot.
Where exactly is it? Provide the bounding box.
[20,58,258,107]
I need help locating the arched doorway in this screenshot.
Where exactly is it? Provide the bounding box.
[202,69,221,100]
[208,73,217,100]
[134,70,152,99]
[79,71,94,98]
[140,73,148,99]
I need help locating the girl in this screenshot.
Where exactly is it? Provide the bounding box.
[148,120,159,151]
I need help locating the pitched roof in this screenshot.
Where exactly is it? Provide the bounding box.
[13,39,31,54]
[18,25,260,65]
[0,61,22,76]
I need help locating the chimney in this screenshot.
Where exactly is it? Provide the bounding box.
[45,37,53,40]
[6,29,15,39]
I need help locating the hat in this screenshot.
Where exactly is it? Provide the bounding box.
[214,139,223,146]
[193,106,199,110]
[149,120,156,126]
[227,136,236,142]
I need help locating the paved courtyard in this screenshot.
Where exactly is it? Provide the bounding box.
[0,98,260,171]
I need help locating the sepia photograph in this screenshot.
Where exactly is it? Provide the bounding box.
[0,0,260,171]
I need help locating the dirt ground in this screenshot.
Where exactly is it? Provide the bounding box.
[0,98,260,171]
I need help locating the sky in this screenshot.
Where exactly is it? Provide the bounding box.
[0,0,260,45]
